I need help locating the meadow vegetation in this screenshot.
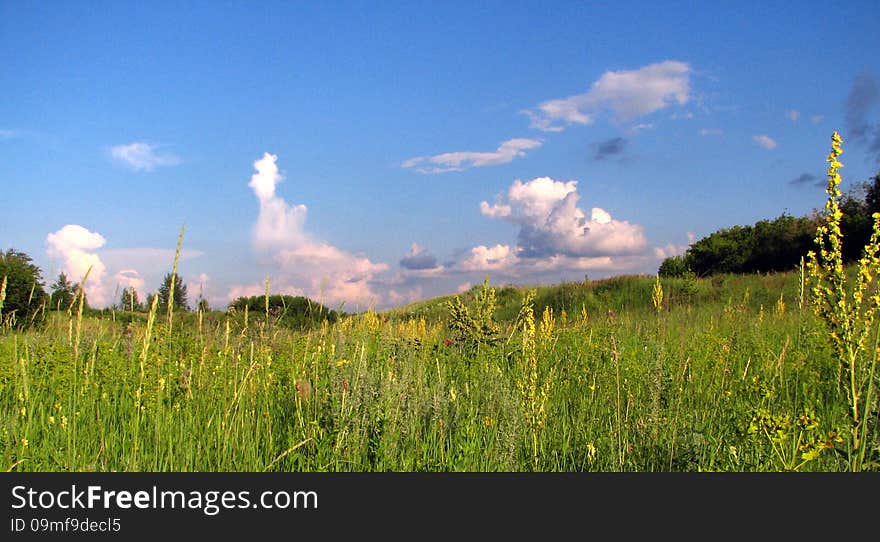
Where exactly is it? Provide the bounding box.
[1,133,878,472]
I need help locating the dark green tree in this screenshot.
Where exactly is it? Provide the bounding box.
[0,248,48,328]
[839,187,873,263]
[49,272,77,310]
[228,294,339,330]
[685,225,754,276]
[157,272,188,311]
[745,214,816,272]
[862,172,880,215]
[658,255,690,277]
[120,287,143,311]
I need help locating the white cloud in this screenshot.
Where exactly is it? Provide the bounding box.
[372,180,681,305]
[187,273,211,305]
[46,225,108,307]
[811,115,824,124]
[45,228,206,309]
[523,60,692,132]
[653,231,695,260]
[753,134,777,150]
[402,138,542,174]
[249,152,309,250]
[239,152,389,309]
[787,110,801,122]
[699,128,723,136]
[110,142,181,171]
[451,250,656,279]
[113,269,145,292]
[454,244,519,273]
[653,244,686,260]
[629,123,654,134]
[273,243,389,308]
[479,201,512,218]
[479,177,647,259]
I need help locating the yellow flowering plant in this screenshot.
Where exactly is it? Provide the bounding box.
[805,131,880,471]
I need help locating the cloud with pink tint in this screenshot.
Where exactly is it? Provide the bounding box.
[46,225,108,307]
[113,269,145,292]
[232,152,389,309]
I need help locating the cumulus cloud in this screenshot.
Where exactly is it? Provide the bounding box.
[399,243,439,270]
[401,138,542,174]
[46,225,108,307]
[479,177,647,259]
[273,243,389,307]
[592,137,627,160]
[651,231,695,260]
[844,71,880,161]
[186,273,211,305]
[249,152,309,250]
[113,269,145,292]
[238,152,389,308]
[523,60,692,132]
[479,201,512,218]
[387,194,686,299]
[43,228,206,309]
[652,232,695,266]
[753,134,777,150]
[787,110,801,122]
[454,244,519,273]
[110,142,181,171]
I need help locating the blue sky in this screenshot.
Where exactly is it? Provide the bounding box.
[2,1,880,310]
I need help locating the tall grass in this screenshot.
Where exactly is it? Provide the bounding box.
[1,265,870,472]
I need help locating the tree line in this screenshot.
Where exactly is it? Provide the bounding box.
[0,251,336,332]
[660,172,880,277]
[0,254,200,329]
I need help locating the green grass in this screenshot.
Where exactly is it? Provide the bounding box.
[1,270,876,472]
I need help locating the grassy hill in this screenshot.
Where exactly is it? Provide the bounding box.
[383,270,803,326]
[2,265,877,472]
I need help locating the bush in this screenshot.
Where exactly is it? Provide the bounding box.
[658,255,690,277]
[228,294,340,330]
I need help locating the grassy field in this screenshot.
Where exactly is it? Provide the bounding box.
[2,268,877,472]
